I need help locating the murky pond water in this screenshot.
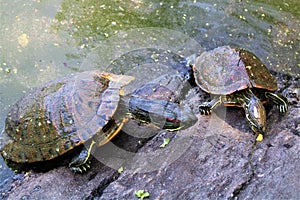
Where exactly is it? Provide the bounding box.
[0,0,299,185]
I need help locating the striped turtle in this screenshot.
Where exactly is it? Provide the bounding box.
[190,46,288,141]
[1,70,134,173]
[1,71,197,173]
[128,74,197,131]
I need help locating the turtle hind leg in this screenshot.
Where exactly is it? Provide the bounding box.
[199,96,222,115]
[265,92,288,114]
[69,140,96,173]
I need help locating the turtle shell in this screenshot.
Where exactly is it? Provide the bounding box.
[130,74,189,102]
[193,46,278,95]
[1,70,134,163]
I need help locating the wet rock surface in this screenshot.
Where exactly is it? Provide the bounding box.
[1,74,299,200]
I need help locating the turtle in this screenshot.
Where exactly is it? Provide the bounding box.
[190,46,288,141]
[1,70,134,173]
[1,70,197,173]
[128,74,197,131]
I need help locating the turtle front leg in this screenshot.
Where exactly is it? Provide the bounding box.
[199,96,222,115]
[69,140,96,173]
[265,92,289,114]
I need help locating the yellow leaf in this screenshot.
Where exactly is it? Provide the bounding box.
[256,134,264,142]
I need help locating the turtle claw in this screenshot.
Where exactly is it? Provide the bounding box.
[265,92,289,114]
[68,141,95,173]
[70,160,91,173]
[199,106,212,115]
[198,97,221,115]
[277,104,288,114]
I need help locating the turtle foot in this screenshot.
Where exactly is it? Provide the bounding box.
[277,104,288,114]
[265,92,288,114]
[68,141,95,173]
[198,97,221,115]
[69,160,92,173]
[199,105,212,115]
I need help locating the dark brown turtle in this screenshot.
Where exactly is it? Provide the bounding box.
[1,71,197,173]
[190,46,288,141]
[128,74,197,131]
[1,70,134,173]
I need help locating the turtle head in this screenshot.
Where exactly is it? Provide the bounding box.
[163,104,198,131]
[129,97,197,131]
[243,94,267,141]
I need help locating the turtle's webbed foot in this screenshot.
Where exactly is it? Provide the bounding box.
[198,97,221,115]
[265,92,288,115]
[69,141,95,173]
[277,104,288,114]
[69,160,92,173]
[199,105,212,115]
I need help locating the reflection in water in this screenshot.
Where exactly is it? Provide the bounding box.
[0,0,299,185]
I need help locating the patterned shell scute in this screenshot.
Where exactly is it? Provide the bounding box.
[193,46,277,95]
[1,70,133,163]
[131,74,187,103]
[238,49,278,91]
